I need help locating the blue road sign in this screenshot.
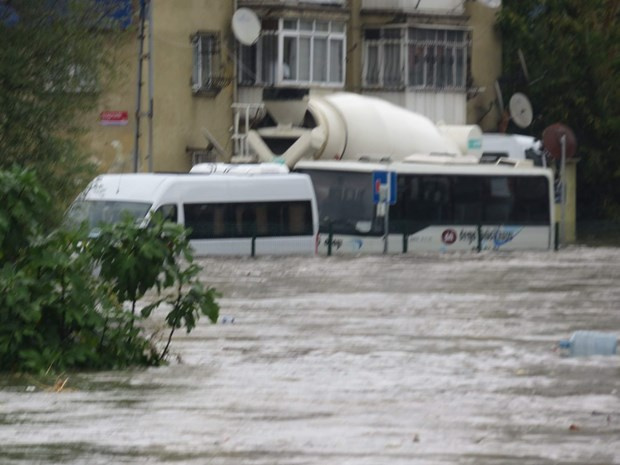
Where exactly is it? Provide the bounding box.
[372,171,397,205]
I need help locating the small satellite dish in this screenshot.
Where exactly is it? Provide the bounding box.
[542,123,577,160]
[508,92,533,128]
[478,0,501,7]
[232,8,261,46]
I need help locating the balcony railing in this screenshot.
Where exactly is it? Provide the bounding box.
[361,0,465,15]
[192,75,233,96]
[238,0,345,6]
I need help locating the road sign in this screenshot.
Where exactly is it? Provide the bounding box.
[372,171,397,205]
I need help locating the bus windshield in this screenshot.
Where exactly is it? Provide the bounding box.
[66,200,152,233]
[299,169,382,235]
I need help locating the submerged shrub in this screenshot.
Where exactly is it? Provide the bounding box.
[0,168,219,374]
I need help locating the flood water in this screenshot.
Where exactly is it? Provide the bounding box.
[1,246,620,464]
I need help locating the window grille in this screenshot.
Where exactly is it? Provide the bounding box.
[363,26,470,91]
[192,31,228,94]
[238,19,346,88]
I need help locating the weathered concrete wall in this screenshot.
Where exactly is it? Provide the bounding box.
[465,1,502,131]
[85,0,234,174]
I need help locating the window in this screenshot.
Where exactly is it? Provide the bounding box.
[238,19,346,87]
[389,174,550,232]
[298,169,380,235]
[363,28,403,89]
[65,200,151,232]
[363,26,469,91]
[191,31,222,94]
[513,176,550,223]
[183,201,313,239]
[391,175,452,232]
[153,204,178,223]
[452,176,483,223]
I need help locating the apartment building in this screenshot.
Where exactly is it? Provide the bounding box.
[87,0,234,173]
[234,0,501,123]
[88,0,501,173]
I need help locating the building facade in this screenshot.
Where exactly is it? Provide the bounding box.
[86,0,234,174]
[233,0,502,132]
[88,0,503,173]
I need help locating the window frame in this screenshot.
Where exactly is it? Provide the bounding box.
[238,18,346,88]
[362,25,470,91]
[191,30,222,95]
[183,200,314,239]
[389,173,551,233]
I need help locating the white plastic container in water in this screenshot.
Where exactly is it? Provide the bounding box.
[558,331,618,357]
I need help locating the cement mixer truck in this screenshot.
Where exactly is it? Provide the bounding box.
[245,92,483,167]
[237,92,555,254]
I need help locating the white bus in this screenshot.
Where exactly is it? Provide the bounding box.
[295,159,555,254]
[67,172,319,256]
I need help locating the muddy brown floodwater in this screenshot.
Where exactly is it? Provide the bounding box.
[1,246,620,464]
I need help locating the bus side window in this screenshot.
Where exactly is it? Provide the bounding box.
[484,177,513,223]
[417,176,450,223]
[453,176,482,224]
[236,205,256,237]
[288,202,312,235]
[514,176,549,223]
[212,205,226,237]
[183,204,209,238]
[255,205,268,235]
[155,204,178,223]
[267,203,283,235]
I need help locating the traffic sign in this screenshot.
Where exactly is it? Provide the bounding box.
[372,171,397,205]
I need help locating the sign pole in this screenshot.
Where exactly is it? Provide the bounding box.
[132,0,146,173]
[560,134,567,245]
[383,174,390,254]
[373,170,396,255]
[147,0,154,173]
[542,123,576,248]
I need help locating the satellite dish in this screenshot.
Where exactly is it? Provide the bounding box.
[478,0,502,7]
[232,8,261,46]
[508,92,533,128]
[542,123,577,160]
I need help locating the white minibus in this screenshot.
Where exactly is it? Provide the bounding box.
[67,172,319,256]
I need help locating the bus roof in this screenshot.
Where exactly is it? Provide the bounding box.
[80,172,316,204]
[295,159,552,179]
[80,174,171,203]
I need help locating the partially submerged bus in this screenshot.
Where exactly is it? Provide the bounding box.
[295,159,555,254]
[67,171,319,256]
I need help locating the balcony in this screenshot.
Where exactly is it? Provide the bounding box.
[361,0,465,15]
[238,0,345,7]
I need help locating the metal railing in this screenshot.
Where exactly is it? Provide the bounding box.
[231,102,265,158]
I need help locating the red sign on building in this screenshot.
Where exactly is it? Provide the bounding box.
[100,111,129,126]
